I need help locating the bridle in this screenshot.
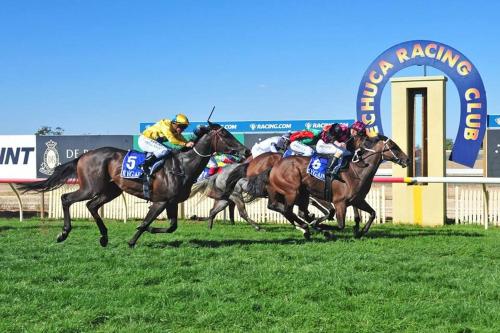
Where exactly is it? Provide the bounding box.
[192,127,241,158]
[352,137,403,165]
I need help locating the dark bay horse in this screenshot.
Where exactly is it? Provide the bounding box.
[18,124,249,247]
[247,135,410,239]
[189,152,282,230]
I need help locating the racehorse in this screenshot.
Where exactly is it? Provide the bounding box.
[246,135,410,239]
[18,123,249,247]
[222,152,336,231]
[189,152,282,230]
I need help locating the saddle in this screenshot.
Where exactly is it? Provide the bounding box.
[121,150,183,200]
[317,154,351,202]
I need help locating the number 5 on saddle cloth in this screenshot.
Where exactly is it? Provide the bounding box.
[121,150,169,200]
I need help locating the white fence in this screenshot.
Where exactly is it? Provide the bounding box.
[44,184,500,227]
[47,185,387,224]
[452,185,500,226]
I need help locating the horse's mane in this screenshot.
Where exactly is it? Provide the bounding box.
[190,123,223,144]
[363,134,388,149]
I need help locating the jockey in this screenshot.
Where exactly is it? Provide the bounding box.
[138,113,195,177]
[251,132,291,158]
[288,129,321,156]
[316,123,351,179]
[350,120,367,138]
[196,153,243,182]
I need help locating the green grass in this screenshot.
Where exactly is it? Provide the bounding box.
[0,218,499,333]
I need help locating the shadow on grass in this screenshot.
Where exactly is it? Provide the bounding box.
[0,224,93,231]
[144,237,319,249]
[0,226,16,233]
[143,227,484,249]
[359,229,484,239]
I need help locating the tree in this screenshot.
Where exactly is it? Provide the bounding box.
[445,138,453,150]
[35,126,64,136]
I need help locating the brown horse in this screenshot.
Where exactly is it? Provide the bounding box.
[189,152,282,230]
[246,135,410,239]
[18,124,249,247]
[222,152,337,230]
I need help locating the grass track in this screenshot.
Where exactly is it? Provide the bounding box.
[0,218,499,332]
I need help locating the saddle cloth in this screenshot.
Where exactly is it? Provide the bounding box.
[121,150,147,179]
[307,154,329,181]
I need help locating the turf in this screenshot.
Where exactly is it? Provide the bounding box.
[0,218,498,332]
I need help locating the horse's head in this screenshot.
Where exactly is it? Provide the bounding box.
[360,135,410,168]
[194,123,250,159]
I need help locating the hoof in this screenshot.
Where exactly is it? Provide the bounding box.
[127,240,136,248]
[100,236,108,247]
[323,231,335,240]
[303,231,311,240]
[353,228,363,239]
[56,233,67,243]
[166,225,177,233]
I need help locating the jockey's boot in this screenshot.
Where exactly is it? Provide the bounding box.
[327,156,340,180]
[332,158,343,180]
[141,155,157,178]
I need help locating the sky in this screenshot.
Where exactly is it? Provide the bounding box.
[1,0,499,139]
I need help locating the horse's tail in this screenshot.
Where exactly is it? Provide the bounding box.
[223,163,249,197]
[190,175,215,198]
[245,168,271,199]
[17,157,80,193]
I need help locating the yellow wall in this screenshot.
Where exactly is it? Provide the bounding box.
[391,76,447,226]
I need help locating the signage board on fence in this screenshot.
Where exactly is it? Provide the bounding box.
[140,119,354,134]
[486,129,500,177]
[36,136,134,178]
[0,135,37,179]
[488,115,500,128]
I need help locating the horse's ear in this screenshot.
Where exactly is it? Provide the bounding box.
[194,125,208,138]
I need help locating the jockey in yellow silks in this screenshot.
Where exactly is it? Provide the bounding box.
[138,113,195,176]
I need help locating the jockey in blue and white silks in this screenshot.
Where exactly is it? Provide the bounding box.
[251,133,291,158]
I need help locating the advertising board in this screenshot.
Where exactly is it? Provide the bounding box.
[0,135,37,179]
[36,136,133,178]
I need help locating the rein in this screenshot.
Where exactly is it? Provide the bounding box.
[192,127,235,158]
[352,138,400,164]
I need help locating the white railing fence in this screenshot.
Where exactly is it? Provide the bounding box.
[452,185,500,226]
[38,184,500,227]
[47,185,387,224]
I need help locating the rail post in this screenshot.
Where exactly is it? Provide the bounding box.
[483,184,489,230]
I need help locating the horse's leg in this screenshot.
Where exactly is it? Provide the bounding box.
[58,189,93,243]
[86,184,122,247]
[333,201,347,232]
[128,201,168,247]
[353,199,376,238]
[352,206,361,236]
[229,180,261,231]
[282,191,311,239]
[297,192,315,223]
[228,201,236,225]
[207,199,230,230]
[148,203,179,234]
[312,197,336,221]
[284,210,311,240]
